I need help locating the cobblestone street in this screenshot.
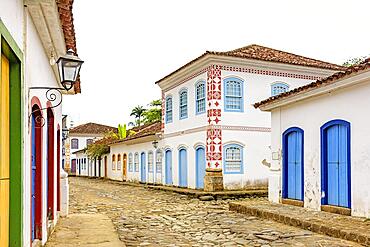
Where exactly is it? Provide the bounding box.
[68,177,360,246]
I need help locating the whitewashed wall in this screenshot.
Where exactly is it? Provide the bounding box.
[269,79,370,218]
[0,2,81,244]
[75,153,88,176]
[110,141,164,184]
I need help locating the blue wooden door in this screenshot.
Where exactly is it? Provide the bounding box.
[31,116,36,240]
[140,152,146,182]
[165,150,172,185]
[178,149,188,187]
[326,124,349,207]
[195,147,206,189]
[283,128,303,201]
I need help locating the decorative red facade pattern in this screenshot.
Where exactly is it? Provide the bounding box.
[221,65,321,80]
[206,65,223,169]
[163,64,323,93]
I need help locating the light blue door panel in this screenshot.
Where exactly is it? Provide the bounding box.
[31,117,36,240]
[165,150,172,185]
[326,124,349,207]
[179,149,188,187]
[140,153,146,182]
[286,130,303,200]
[295,131,303,200]
[196,147,206,189]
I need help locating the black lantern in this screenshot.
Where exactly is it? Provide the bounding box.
[56,49,84,91]
[152,140,159,149]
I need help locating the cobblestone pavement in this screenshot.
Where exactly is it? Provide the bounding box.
[69,177,360,246]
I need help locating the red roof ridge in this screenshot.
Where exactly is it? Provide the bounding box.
[155,44,344,85]
[69,122,118,134]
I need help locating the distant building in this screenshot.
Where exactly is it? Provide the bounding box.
[255,59,370,218]
[64,122,117,175]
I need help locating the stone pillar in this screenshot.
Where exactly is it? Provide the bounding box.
[60,169,69,216]
[204,65,224,191]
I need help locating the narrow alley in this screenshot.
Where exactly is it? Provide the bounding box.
[46,177,360,247]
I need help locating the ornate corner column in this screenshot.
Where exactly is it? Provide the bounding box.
[204,65,224,191]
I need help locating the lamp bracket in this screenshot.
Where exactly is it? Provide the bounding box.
[28,87,65,127]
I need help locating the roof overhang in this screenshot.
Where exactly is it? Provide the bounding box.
[157,54,339,92]
[25,0,76,94]
[109,133,161,147]
[258,69,370,111]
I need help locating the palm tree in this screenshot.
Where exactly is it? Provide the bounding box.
[130,105,146,126]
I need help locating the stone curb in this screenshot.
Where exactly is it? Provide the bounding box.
[104,178,268,200]
[229,202,370,246]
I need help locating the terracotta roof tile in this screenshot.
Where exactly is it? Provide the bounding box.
[254,60,370,109]
[56,0,81,94]
[155,44,345,84]
[69,122,118,135]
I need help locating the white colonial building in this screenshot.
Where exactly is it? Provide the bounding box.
[156,44,344,191]
[0,0,82,246]
[108,122,162,183]
[255,59,370,218]
[65,122,117,175]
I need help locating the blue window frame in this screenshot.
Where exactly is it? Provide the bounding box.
[134,152,139,172]
[179,89,188,119]
[271,82,289,96]
[156,149,162,173]
[128,153,133,172]
[195,81,206,114]
[165,96,173,123]
[224,78,243,112]
[148,151,154,173]
[223,144,243,174]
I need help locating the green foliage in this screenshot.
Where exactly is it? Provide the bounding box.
[129,99,162,126]
[86,131,118,158]
[86,143,109,158]
[342,56,368,67]
[142,108,161,124]
[130,105,146,127]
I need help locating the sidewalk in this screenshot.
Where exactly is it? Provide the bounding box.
[229,200,370,246]
[45,214,124,247]
[117,180,268,200]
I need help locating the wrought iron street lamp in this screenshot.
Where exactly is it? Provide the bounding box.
[152,140,159,149]
[56,49,84,91]
[29,49,84,126]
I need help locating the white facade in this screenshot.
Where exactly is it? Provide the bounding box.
[159,55,338,190]
[109,137,162,183]
[66,133,103,174]
[0,0,79,246]
[261,68,370,218]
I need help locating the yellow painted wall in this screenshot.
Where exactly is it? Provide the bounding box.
[0,54,10,247]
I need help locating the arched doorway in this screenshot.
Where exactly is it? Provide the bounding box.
[47,108,55,221]
[282,127,304,201]
[104,156,107,178]
[140,152,146,182]
[123,153,127,181]
[165,150,172,185]
[195,146,206,189]
[321,120,351,208]
[178,148,188,187]
[31,104,43,241]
